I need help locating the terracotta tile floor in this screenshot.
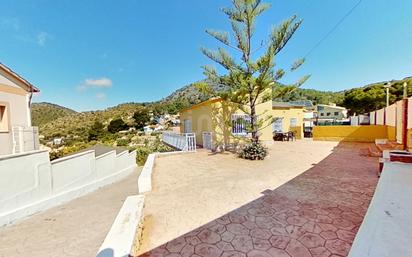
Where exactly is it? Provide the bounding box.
[138,143,378,257]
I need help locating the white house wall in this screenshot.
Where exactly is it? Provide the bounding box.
[0,90,30,155]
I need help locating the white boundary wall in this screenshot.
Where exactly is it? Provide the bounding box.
[97,195,145,257]
[385,104,396,126]
[0,149,137,226]
[348,162,412,257]
[376,108,385,125]
[370,111,376,125]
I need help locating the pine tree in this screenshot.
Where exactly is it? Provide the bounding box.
[198,0,309,142]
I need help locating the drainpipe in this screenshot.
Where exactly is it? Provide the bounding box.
[27,85,34,127]
[402,82,408,150]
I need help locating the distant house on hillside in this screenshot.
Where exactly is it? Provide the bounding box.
[144,124,164,133]
[316,103,348,123]
[0,63,40,155]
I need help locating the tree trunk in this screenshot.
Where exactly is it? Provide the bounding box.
[250,101,258,143]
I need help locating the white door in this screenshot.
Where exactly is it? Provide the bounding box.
[184,119,192,133]
[202,132,213,150]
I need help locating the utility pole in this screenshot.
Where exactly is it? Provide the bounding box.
[384,82,391,107]
[403,82,408,99]
[401,81,409,150]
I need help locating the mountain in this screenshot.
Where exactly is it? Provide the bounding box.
[32,102,77,127]
[35,102,144,139]
[161,81,225,104]
[163,81,344,106]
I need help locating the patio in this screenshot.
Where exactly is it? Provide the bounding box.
[137,140,379,257]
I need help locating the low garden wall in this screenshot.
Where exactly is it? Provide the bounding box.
[313,125,388,142]
[0,149,137,226]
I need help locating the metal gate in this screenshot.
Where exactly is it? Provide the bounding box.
[202,132,213,150]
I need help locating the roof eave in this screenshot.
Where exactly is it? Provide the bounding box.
[0,62,40,93]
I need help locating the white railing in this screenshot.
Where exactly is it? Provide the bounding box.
[162,131,196,151]
[12,126,39,154]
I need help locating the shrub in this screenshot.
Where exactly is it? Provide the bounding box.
[88,121,105,141]
[133,108,150,130]
[116,138,129,147]
[108,118,128,133]
[238,142,268,160]
[134,138,174,165]
[135,147,151,166]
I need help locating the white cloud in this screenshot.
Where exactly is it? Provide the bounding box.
[95,92,107,101]
[37,32,51,47]
[84,78,112,88]
[76,77,113,93]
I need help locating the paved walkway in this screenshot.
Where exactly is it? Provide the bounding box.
[0,169,141,257]
[138,142,378,257]
[138,141,339,253]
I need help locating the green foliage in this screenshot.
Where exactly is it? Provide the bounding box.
[342,77,412,115]
[88,121,105,141]
[49,141,96,161]
[108,118,128,133]
[274,86,344,105]
[116,138,129,147]
[199,0,308,142]
[135,147,152,166]
[133,108,150,130]
[49,150,63,161]
[134,137,174,165]
[238,142,268,160]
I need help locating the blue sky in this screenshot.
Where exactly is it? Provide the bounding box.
[0,0,411,111]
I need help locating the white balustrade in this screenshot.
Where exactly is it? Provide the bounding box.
[12,126,39,154]
[162,131,196,152]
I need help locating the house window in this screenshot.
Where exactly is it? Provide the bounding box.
[290,118,297,127]
[232,114,250,136]
[326,112,331,116]
[334,112,339,116]
[183,119,192,133]
[272,118,283,132]
[320,113,324,116]
[0,105,8,132]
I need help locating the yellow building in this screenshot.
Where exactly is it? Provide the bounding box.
[179,98,304,150]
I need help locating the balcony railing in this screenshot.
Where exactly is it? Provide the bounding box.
[162,131,196,152]
[12,126,40,154]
